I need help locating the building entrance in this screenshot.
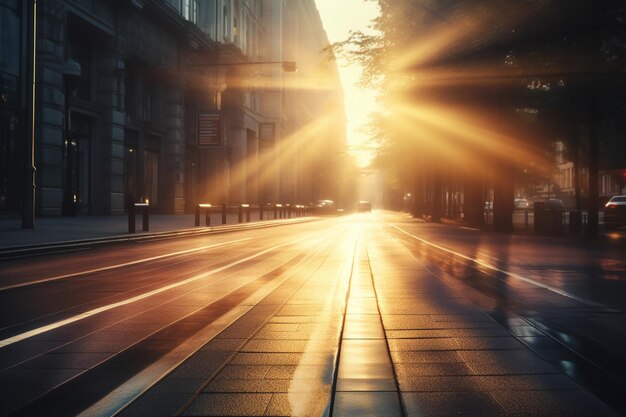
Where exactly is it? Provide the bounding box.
[71,114,92,214]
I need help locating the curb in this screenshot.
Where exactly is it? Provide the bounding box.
[0,217,316,260]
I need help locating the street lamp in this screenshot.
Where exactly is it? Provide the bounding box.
[61,58,81,216]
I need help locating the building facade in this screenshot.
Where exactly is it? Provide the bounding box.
[2,0,345,218]
[0,0,27,214]
[534,140,626,208]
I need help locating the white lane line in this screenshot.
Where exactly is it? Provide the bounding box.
[0,238,252,292]
[77,305,251,417]
[0,235,308,348]
[79,228,343,417]
[476,250,500,262]
[390,224,607,308]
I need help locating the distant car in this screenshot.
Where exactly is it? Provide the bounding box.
[604,195,626,230]
[514,198,529,210]
[314,199,336,215]
[357,201,371,212]
[545,199,564,210]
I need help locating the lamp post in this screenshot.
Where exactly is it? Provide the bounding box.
[21,0,37,229]
[61,58,81,216]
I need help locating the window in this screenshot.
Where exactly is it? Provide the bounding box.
[250,89,258,112]
[68,39,93,101]
[0,3,20,76]
[166,0,182,13]
[182,0,198,23]
[124,65,154,122]
[195,0,217,39]
[246,15,253,55]
[223,6,229,40]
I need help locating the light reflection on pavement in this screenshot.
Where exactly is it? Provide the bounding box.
[0,212,623,416]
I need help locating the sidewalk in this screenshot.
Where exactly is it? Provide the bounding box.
[0,211,299,253]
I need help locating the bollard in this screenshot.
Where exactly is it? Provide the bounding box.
[129,203,149,233]
[196,204,212,227]
[260,204,264,220]
[287,204,291,218]
[243,204,250,222]
[129,202,149,233]
[128,201,136,233]
[222,203,227,224]
[238,205,243,223]
[142,204,149,231]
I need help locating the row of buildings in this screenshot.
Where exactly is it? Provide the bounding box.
[0,0,346,217]
[549,141,625,208]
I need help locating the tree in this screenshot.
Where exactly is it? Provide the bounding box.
[332,0,626,234]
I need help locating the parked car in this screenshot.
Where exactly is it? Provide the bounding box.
[514,198,529,210]
[604,195,626,230]
[357,201,372,213]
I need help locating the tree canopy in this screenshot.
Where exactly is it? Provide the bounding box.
[333,0,626,232]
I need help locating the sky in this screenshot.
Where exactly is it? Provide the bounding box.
[314,0,380,167]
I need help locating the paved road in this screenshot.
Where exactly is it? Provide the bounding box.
[0,212,622,416]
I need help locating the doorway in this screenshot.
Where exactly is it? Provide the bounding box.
[124,129,139,210]
[71,114,92,214]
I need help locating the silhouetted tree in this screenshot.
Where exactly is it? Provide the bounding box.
[333,0,626,234]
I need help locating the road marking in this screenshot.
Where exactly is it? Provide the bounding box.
[290,225,358,417]
[0,238,252,292]
[76,306,250,417]
[476,249,500,262]
[0,235,310,348]
[390,224,607,308]
[78,228,344,417]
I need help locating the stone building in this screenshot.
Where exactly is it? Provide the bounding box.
[1,0,345,217]
[0,0,27,214]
